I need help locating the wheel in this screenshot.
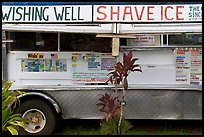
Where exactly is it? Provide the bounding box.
[15,99,57,135]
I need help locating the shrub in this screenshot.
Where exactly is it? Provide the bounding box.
[2,80,28,135]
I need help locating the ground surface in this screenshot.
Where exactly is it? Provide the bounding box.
[53,119,202,135]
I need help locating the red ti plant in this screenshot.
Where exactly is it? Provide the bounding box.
[96,51,142,134]
[96,93,121,122]
[107,51,142,90]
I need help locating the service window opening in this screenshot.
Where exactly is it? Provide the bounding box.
[7,32,112,53]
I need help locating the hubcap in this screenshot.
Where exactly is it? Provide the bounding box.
[22,109,46,134]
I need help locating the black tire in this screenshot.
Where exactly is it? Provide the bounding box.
[15,99,57,135]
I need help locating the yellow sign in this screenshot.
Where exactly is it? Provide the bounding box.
[28,53,44,59]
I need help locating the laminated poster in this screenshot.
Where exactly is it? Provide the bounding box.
[190,48,202,85]
[22,59,67,72]
[175,48,202,85]
[72,53,116,83]
[175,48,191,84]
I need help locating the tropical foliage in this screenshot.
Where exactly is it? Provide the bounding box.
[96,51,142,135]
[2,80,28,135]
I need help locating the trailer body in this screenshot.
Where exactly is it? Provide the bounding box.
[2,2,202,135]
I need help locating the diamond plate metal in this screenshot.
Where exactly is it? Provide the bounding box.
[45,89,202,120]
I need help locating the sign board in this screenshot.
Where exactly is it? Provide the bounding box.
[93,5,202,22]
[175,48,202,85]
[71,53,116,83]
[2,5,93,22]
[2,4,202,22]
[127,35,155,46]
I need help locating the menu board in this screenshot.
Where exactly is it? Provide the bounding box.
[21,53,67,72]
[175,48,202,85]
[190,48,202,85]
[71,53,116,83]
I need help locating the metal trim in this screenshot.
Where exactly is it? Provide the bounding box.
[17,92,61,113]
[12,84,202,91]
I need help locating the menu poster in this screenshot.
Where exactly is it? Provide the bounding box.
[88,55,101,71]
[175,48,202,85]
[190,48,202,85]
[72,53,116,83]
[73,72,109,83]
[175,48,191,84]
[22,59,67,72]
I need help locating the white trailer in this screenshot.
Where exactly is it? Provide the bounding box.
[2,2,202,135]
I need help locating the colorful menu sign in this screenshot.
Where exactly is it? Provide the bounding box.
[175,48,202,85]
[190,48,202,85]
[22,53,67,72]
[71,53,116,83]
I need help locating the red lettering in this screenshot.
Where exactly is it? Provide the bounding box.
[123,6,133,20]
[176,6,184,20]
[96,6,107,20]
[134,6,144,20]
[165,6,173,20]
[147,6,154,20]
[111,6,120,20]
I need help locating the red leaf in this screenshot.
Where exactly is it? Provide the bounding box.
[123,51,132,62]
[130,58,138,65]
[133,68,142,72]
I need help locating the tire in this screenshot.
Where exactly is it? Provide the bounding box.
[15,99,57,135]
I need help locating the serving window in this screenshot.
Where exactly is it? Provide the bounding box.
[7,32,111,52]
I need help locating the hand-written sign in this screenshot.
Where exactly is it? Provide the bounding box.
[94,5,202,22]
[28,53,44,59]
[2,5,92,22]
[2,4,202,22]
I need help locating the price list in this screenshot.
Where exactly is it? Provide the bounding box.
[190,48,202,85]
[175,48,202,85]
[175,48,191,84]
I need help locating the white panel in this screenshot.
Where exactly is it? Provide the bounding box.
[119,23,202,34]
[7,52,73,87]
[2,24,114,33]
[7,51,116,87]
[120,50,176,84]
[21,79,74,86]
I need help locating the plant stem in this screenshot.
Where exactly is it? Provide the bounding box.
[118,104,123,134]
[114,82,119,105]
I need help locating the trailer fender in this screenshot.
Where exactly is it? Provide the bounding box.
[17,91,61,114]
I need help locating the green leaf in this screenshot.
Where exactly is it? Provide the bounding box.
[2,80,28,134]
[9,121,25,129]
[7,126,18,135]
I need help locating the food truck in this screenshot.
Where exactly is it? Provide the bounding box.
[2,2,202,135]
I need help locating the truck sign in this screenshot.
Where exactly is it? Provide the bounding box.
[2,4,202,23]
